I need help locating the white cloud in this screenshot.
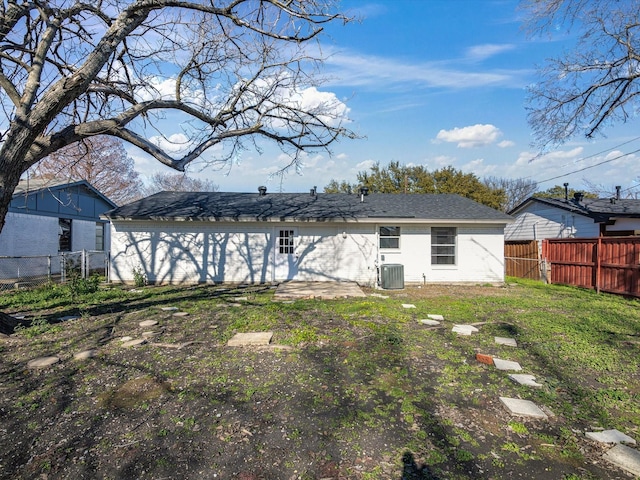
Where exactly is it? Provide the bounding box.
[515,147,584,167]
[324,49,529,90]
[466,44,516,61]
[435,124,503,148]
[497,140,515,148]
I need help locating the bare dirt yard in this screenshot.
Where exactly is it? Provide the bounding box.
[0,281,638,479]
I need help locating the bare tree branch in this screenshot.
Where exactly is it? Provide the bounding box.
[524,0,640,151]
[0,0,353,234]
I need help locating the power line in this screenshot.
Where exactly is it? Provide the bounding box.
[536,147,640,184]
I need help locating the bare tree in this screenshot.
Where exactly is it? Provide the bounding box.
[30,136,143,205]
[522,0,640,150]
[0,0,354,234]
[142,172,218,196]
[483,176,538,212]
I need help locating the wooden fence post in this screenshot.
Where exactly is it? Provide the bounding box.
[596,237,601,294]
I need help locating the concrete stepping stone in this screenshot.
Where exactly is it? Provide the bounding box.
[369,293,389,299]
[603,444,640,476]
[493,358,522,371]
[495,336,517,347]
[121,338,146,348]
[73,350,97,360]
[499,397,548,419]
[428,314,444,321]
[139,320,158,327]
[27,356,60,369]
[586,429,636,445]
[172,312,189,317]
[509,374,542,387]
[58,315,80,322]
[227,332,273,347]
[452,324,479,335]
[160,307,178,311]
[419,319,441,326]
[402,304,416,309]
[142,331,161,339]
[233,296,249,301]
[119,336,133,342]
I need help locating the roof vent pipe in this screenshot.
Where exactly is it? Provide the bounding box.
[359,186,369,203]
[258,186,267,196]
[573,191,584,203]
[616,185,621,200]
[564,183,569,202]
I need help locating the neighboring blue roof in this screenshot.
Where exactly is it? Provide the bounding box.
[104,191,513,224]
[10,179,117,221]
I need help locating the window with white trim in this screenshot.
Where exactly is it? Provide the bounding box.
[431,227,456,265]
[379,226,400,249]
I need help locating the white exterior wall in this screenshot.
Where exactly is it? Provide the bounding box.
[505,204,598,241]
[110,220,506,286]
[606,218,640,233]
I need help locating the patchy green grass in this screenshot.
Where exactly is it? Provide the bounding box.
[0,279,638,479]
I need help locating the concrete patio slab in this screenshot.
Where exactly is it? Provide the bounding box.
[495,336,517,347]
[603,444,640,476]
[499,397,548,419]
[227,331,273,347]
[586,429,636,444]
[452,324,479,335]
[274,282,365,300]
[509,374,543,387]
[493,358,523,371]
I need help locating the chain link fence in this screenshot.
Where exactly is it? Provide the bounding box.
[0,250,109,291]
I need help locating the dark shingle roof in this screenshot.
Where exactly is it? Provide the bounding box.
[510,196,640,223]
[104,191,512,224]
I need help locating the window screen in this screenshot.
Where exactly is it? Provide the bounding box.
[379,226,400,249]
[431,227,456,265]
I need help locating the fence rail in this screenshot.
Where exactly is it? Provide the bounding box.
[0,250,108,291]
[542,237,640,297]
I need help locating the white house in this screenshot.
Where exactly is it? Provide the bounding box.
[0,179,117,257]
[506,191,640,241]
[105,189,513,288]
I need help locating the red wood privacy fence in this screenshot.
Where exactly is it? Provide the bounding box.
[542,237,640,297]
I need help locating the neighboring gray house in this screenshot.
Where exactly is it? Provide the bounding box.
[0,179,117,257]
[506,191,640,241]
[105,189,513,287]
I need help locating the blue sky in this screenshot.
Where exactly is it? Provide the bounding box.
[130,0,640,196]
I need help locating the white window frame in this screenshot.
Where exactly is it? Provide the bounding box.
[379,226,401,249]
[431,227,456,265]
